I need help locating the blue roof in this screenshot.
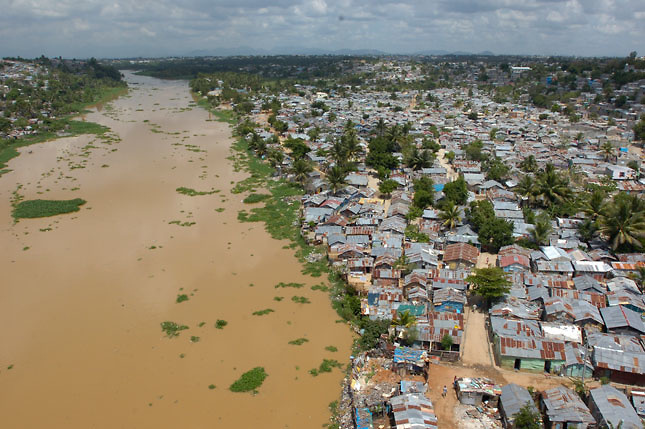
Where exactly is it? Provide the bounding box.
[433,184,444,191]
[393,347,426,365]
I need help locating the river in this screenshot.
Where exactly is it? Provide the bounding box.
[0,72,352,428]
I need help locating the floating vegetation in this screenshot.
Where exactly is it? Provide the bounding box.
[291,296,311,304]
[325,346,338,352]
[215,208,225,213]
[274,282,304,289]
[273,296,284,302]
[229,367,268,393]
[190,336,200,343]
[168,220,196,227]
[215,319,228,329]
[311,284,330,292]
[252,309,274,316]
[160,321,189,338]
[176,294,189,303]
[198,322,206,327]
[309,359,343,377]
[288,338,309,346]
[12,198,86,219]
[176,187,217,196]
[208,384,216,390]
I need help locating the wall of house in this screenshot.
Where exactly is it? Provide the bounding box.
[561,364,593,379]
[499,356,563,373]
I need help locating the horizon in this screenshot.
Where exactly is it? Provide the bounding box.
[1,1,643,59]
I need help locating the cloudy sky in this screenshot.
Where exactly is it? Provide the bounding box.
[1,0,643,58]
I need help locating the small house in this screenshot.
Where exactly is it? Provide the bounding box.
[500,383,540,429]
[588,385,642,429]
[540,386,595,429]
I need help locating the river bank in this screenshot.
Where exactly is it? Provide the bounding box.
[0,72,352,428]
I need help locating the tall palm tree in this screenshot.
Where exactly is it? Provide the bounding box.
[519,155,538,173]
[534,164,572,209]
[582,190,607,221]
[439,202,462,230]
[599,195,645,251]
[375,118,386,137]
[291,159,313,187]
[329,139,348,166]
[529,218,552,245]
[516,175,536,207]
[406,147,433,171]
[267,149,284,170]
[325,165,347,195]
[599,141,615,162]
[342,128,361,160]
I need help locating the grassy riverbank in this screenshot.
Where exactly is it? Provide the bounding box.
[0,86,127,175]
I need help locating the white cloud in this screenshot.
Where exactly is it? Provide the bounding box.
[0,0,643,57]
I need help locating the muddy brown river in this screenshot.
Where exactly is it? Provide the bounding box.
[0,72,352,428]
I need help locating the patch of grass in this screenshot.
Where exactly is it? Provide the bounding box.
[215,319,228,329]
[325,346,338,352]
[229,367,268,393]
[12,198,86,219]
[176,294,189,303]
[288,338,309,346]
[291,296,311,304]
[252,308,274,316]
[215,208,225,213]
[309,359,343,377]
[190,336,200,343]
[243,193,271,204]
[176,187,217,196]
[274,282,304,289]
[198,322,206,327]
[311,283,330,292]
[273,296,284,302]
[160,321,189,338]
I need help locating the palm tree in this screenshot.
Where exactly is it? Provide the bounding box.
[291,159,313,187]
[406,147,433,171]
[267,149,284,170]
[342,128,361,160]
[519,155,538,173]
[516,175,536,206]
[534,164,572,209]
[375,118,386,137]
[577,218,598,243]
[325,165,347,195]
[582,190,606,221]
[439,202,462,230]
[329,139,348,166]
[599,195,645,251]
[529,218,552,245]
[392,310,416,328]
[599,141,615,162]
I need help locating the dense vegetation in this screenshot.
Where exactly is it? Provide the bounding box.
[229,367,268,393]
[12,198,86,219]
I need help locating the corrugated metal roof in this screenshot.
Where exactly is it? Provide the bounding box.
[542,386,595,425]
[500,384,538,420]
[391,393,438,428]
[600,305,645,333]
[589,385,642,429]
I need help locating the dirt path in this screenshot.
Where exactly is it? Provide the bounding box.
[476,252,496,268]
[437,149,458,181]
[461,307,494,367]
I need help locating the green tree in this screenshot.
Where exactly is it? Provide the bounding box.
[291,159,313,186]
[440,201,462,230]
[519,155,538,173]
[405,147,433,170]
[412,177,435,210]
[529,218,552,246]
[485,157,510,182]
[599,141,615,162]
[464,139,486,161]
[512,403,542,429]
[378,179,399,197]
[599,193,645,252]
[582,189,607,221]
[516,175,537,206]
[442,176,469,205]
[633,116,645,141]
[466,267,512,308]
[392,310,416,328]
[284,138,310,160]
[534,164,573,209]
[325,165,347,194]
[440,334,454,351]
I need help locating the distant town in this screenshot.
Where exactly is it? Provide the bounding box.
[4,53,645,428]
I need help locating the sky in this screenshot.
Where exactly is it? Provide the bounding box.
[1,0,644,58]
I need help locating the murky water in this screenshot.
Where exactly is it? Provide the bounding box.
[0,72,352,428]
